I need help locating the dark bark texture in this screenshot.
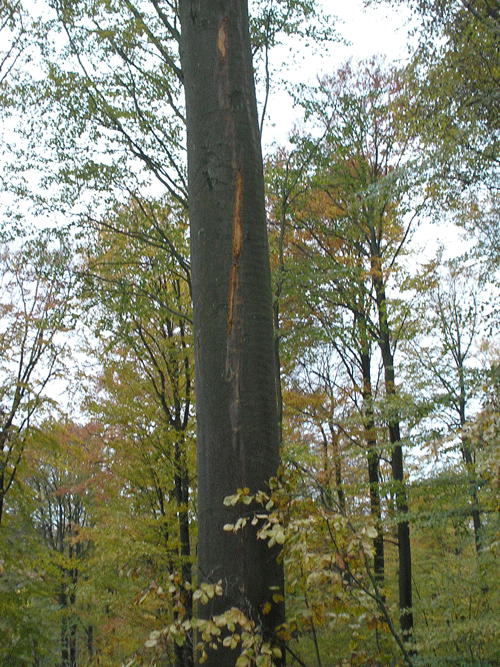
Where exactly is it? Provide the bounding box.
[373,268,413,641]
[179,2,284,665]
[361,350,385,587]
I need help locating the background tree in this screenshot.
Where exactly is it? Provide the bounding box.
[81,198,196,667]
[406,257,488,551]
[0,233,76,527]
[28,421,97,667]
[371,0,500,191]
[0,0,29,90]
[270,56,422,643]
[0,419,105,667]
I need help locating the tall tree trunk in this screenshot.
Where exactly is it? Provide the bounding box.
[461,439,482,554]
[371,250,413,642]
[60,586,69,667]
[328,422,346,513]
[0,429,11,527]
[273,197,287,446]
[360,349,384,586]
[458,360,482,552]
[174,437,194,667]
[69,547,78,667]
[86,625,93,660]
[179,2,285,665]
[0,472,4,528]
[33,641,41,667]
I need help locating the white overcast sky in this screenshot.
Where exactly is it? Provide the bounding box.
[262,0,414,145]
[324,0,413,63]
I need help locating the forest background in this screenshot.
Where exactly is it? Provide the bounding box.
[1,1,500,666]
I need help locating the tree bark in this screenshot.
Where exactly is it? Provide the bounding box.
[179,2,285,665]
[457,355,482,553]
[371,249,413,642]
[360,349,384,586]
[174,436,194,667]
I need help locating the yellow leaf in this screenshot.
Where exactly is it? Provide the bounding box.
[223,493,239,506]
[275,527,286,545]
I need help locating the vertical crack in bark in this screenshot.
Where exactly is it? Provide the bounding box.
[228,168,242,336]
[217,18,227,63]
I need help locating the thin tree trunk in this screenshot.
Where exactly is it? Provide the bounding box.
[273,200,287,445]
[0,473,4,528]
[179,2,285,665]
[372,252,413,642]
[69,546,78,667]
[273,291,283,446]
[60,586,69,667]
[86,625,93,659]
[360,350,384,586]
[174,438,194,667]
[389,418,413,642]
[32,641,41,667]
[0,430,10,527]
[328,422,346,513]
[458,363,482,552]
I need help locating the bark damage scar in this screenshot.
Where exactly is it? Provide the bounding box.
[228,168,242,335]
[217,18,227,63]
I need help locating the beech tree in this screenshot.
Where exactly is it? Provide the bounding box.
[273,58,420,642]
[0,0,28,89]
[406,258,487,552]
[266,147,387,586]
[28,422,96,667]
[313,58,420,643]
[178,2,284,664]
[0,234,75,527]
[81,199,196,666]
[370,0,500,193]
